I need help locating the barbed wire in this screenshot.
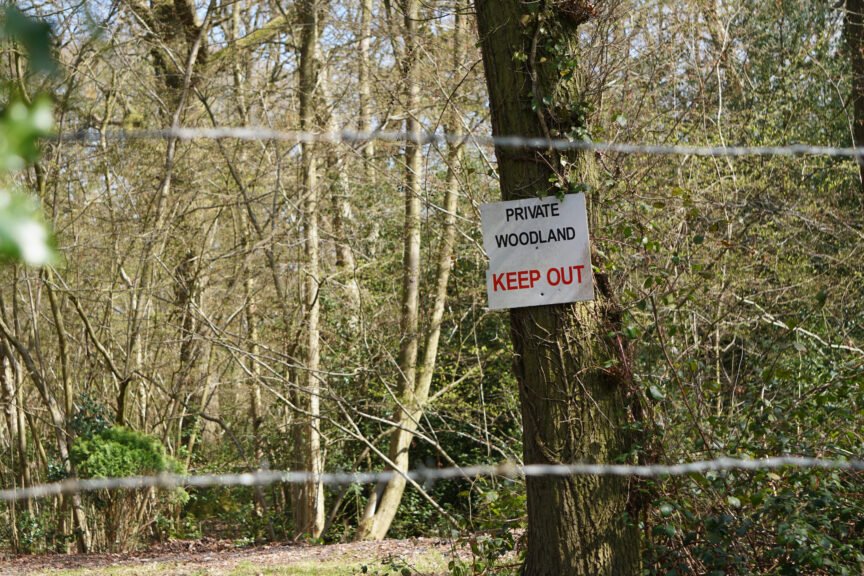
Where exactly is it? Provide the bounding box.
[2,457,862,502]
[33,130,864,508]
[54,127,864,158]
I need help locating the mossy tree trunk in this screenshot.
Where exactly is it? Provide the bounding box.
[846,0,864,189]
[473,1,641,574]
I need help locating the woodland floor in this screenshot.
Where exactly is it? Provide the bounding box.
[0,537,490,576]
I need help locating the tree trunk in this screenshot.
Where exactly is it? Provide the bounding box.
[43,270,73,416]
[355,0,424,541]
[358,0,375,183]
[355,0,466,541]
[846,0,864,189]
[244,275,264,469]
[294,0,326,539]
[395,0,424,442]
[243,271,272,530]
[473,1,641,574]
[0,314,92,552]
[1,344,22,549]
[322,62,362,322]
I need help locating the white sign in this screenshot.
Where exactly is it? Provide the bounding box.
[481,194,594,310]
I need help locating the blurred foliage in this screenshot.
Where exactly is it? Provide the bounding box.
[0,6,55,75]
[0,98,53,171]
[0,6,55,265]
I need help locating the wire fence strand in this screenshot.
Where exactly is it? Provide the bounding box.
[53,127,864,158]
[2,457,863,502]
[12,126,864,504]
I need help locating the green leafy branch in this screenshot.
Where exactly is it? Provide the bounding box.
[0,7,57,266]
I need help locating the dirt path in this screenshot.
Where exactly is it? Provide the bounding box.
[0,537,467,575]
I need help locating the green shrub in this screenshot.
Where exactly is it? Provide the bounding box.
[15,511,45,554]
[70,426,182,479]
[69,426,184,551]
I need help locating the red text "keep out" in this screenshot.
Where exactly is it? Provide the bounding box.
[492,265,585,292]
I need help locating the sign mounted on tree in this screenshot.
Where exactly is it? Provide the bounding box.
[481,194,594,310]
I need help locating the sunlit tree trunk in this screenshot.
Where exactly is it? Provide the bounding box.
[355,0,423,540]
[321,63,362,322]
[43,271,72,416]
[474,1,640,573]
[1,344,22,549]
[358,0,375,182]
[42,270,74,549]
[293,0,326,539]
[244,273,264,469]
[356,0,465,540]
[0,312,92,552]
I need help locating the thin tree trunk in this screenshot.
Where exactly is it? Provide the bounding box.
[229,5,266,504]
[396,0,424,439]
[356,0,424,541]
[0,314,92,552]
[13,357,30,513]
[1,345,22,549]
[293,0,326,539]
[244,273,273,532]
[44,267,75,550]
[474,1,640,574]
[245,274,264,469]
[237,215,272,532]
[329,158,362,319]
[43,270,72,416]
[358,0,375,182]
[355,1,466,541]
[184,338,217,470]
[322,64,362,323]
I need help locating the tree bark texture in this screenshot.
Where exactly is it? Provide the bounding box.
[1,345,23,550]
[846,0,864,189]
[294,0,326,539]
[474,1,641,574]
